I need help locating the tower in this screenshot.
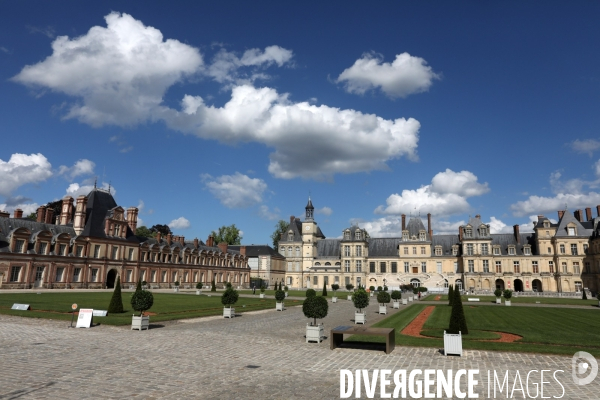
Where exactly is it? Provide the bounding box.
[302,197,318,271]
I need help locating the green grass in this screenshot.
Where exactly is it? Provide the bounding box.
[0,292,302,326]
[435,295,598,307]
[348,304,600,356]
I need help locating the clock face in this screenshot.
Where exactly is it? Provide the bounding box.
[305,225,311,231]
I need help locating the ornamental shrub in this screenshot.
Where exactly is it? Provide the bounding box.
[211,279,216,292]
[448,285,468,334]
[284,285,288,292]
[306,288,316,298]
[174,281,180,287]
[346,284,354,291]
[260,284,266,293]
[322,281,327,296]
[142,280,147,286]
[221,287,239,308]
[107,276,124,314]
[391,290,402,300]
[383,285,388,291]
[275,289,286,302]
[196,282,203,290]
[352,289,370,313]
[583,289,588,300]
[331,284,339,294]
[448,285,454,306]
[302,295,328,326]
[494,288,502,298]
[131,290,154,316]
[226,282,232,289]
[503,289,513,300]
[369,286,375,292]
[135,278,142,293]
[377,291,391,305]
[377,286,383,292]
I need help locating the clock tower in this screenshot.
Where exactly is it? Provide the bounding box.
[302,197,318,269]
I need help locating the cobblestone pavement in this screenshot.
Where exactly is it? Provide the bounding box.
[0,296,598,399]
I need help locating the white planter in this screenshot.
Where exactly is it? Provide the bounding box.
[393,300,400,309]
[505,300,511,306]
[276,302,285,311]
[173,287,179,292]
[306,323,324,343]
[131,315,149,331]
[332,297,337,303]
[402,298,407,305]
[496,297,501,304]
[409,296,413,302]
[370,292,374,297]
[285,292,288,297]
[260,293,265,298]
[347,295,352,301]
[223,307,235,318]
[443,330,463,356]
[378,305,387,315]
[196,290,202,295]
[355,312,366,324]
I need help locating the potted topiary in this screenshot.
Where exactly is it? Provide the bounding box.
[503,289,513,306]
[284,285,289,297]
[196,282,203,295]
[494,289,502,304]
[346,284,354,300]
[391,290,402,308]
[331,284,340,303]
[383,285,389,291]
[369,286,375,297]
[222,286,239,318]
[305,288,316,298]
[377,285,383,292]
[131,289,154,331]
[352,288,370,324]
[377,290,391,314]
[303,295,328,343]
[260,284,266,298]
[173,281,180,292]
[275,289,286,311]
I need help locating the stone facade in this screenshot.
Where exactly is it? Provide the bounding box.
[0,188,250,289]
[280,199,597,294]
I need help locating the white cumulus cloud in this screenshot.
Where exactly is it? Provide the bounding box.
[315,206,332,216]
[258,205,280,220]
[169,216,191,230]
[0,202,40,216]
[0,153,53,196]
[66,181,114,197]
[336,52,440,98]
[570,139,600,157]
[202,172,267,208]
[58,159,95,180]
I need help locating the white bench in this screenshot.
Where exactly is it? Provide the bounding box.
[467,298,480,302]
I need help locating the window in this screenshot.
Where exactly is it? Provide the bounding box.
[73,268,81,282]
[546,230,550,237]
[380,262,386,273]
[162,271,167,282]
[403,247,408,255]
[493,247,500,255]
[345,277,350,285]
[575,281,582,293]
[435,247,442,256]
[412,247,417,255]
[559,244,565,254]
[93,245,101,258]
[295,247,300,257]
[404,262,409,273]
[91,268,98,282]
[524,247,531,256]
[483,260,489,273]
[356,246,362,257]
[454,262,458,273]
[508,247,515,255]
[495,261,502,273]
[128,248,134,261]
[562,262,568,273]
[10,266,21,282]
[567,227,575,236]
[547,247,551,254]
[369,262,376,273]
[548,261,554,274]
[571,244,578,255]
[468,260,474,273]
[481,244,488,255]
[76,246,83,257]
[38,242,47,255]
[324,276,329,285]
[55,267,64,282]
[111,246,118,260]
[513,261,520,273]
[151,270,156,282]
[421,247,426,255]
[391,262,397,273]
[344,246,350,257]
[356,260,362,272]
[287,262,292,271]
[344,231,350,240]
[355,231,362,240]
[452,246,458,256]
[313,276,318,285]
[59,244,67,256]
[436,261,442,273]
[114,224,120,237]
[573,262,580,274]
[15,239,25,253]
[402,231,408,241]
[466,244,473,256]
[584,244,588,253]
[421,262,427,273]
[532,261,539,274]
[295,262,300,272]
[465,227,472,238]
[344,260,350,272]
[419,232,426,241]
[288,232,293,241]
[480,227,488,236]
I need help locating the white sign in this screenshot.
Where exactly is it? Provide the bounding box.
[11,303,30,310]
[92,310,108,317]
[76,308,93,328]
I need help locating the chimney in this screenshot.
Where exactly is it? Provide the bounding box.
[575,209,583,223]
[193,238,199,249]
[59,196,74,225]
[289,215,295,225]
[126,207,138,235]
[36,206,46,223]
[475,214,481,219]
[537,215,544,222]
[156,231,162,243]
[597,205,600,218]
[179,236,185,245]
[513,224,520,244]
[14,208,23,219]
[558,210,564,220]
[401,214,406,231]
[240,246,246,256]
[73,196,88,235]
[458,226,463,241]
[427,213,432,239]
[0,210,9,218]
[280,232,284,240]
[218,242,228,254]
[45,208,54,224]
[586,207,592,221]
[207,235,214,247]
[166,233,172,246]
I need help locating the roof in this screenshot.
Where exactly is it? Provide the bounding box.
[461,215,491,239]
[229,245,283,258]
[80,189,137,242]
[0,217,75,252]
[316,239,340,257]
[405,216,430,241]
[555,210,592,237]
[368,238,403,257]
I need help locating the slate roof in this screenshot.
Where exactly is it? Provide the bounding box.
[80,189,137,242]
[405,216,430,241]
[555,210,593,237]
[462,215,491,239]
[0,217,75,252]
[316,239,340,258]
[229,245,283,258]
[340,225,367,242]
[431,234,461,255]
[368,238,403,257]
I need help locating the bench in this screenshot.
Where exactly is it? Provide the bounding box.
[330,326,395,354]
[467,298,480,302]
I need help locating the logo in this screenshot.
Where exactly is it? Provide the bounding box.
[572,351,598,386]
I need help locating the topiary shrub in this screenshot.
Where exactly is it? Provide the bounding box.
[503,289,513,300]
[322,281,327,296]
[284,285,288,292]
[418,287,428,292]
[377,286,383,292]
[275,289,286,302]
[305,288,316,298]
[383,285,388,291]
[583,289,588,300]
[369,285,375,292]
[260,284,266,293]
[226,282,232,289]
[131,290,154,316]
[135,278,142,293]
[331,284,339,295]
[108,276,124,313]
[196,282,203,290]
[448,285,468,334]
[174,281,180,287]
[494,288,502,298]
[221,287,239,309]
[377,291,391,305]
[352,289,370,313]
[346,284,354,291]
[391,290,402,300]
[448,285,454,306]
[142,280,147,286]
[211,279,216,292]
[302,295,328,326]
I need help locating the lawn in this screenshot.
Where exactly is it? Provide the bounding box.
[432,295,598,307]
[0,292,302,326]
[348,304,600,356]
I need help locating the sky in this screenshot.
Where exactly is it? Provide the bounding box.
[1,1,600,245]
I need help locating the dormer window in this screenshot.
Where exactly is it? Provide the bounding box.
[344,230,350,240]
[452,246,458,256]
[524,246,531,256]
[567,227,575,236]
[15,239,25,253]
[402,231,408,241]
[288,231,294,241]
[465,227,472,238]
[355,230,362,240]
[480,227,488,236]
[435,246,442,256]
[508,246,515,255]
[493,246,500,255]
[419,231,426,241]
[543,221,550,228]
[114,224,121,237]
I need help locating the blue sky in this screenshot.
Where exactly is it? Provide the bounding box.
[1,1,600,244]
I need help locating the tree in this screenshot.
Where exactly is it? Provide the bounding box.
[352,289,370,312]
[377,291,391,306]
[391,290,402,301]
[135,278,142,293]
[305,288,316,298]
[26,212,37,221]
[583,289,588,300]
[270,220,289,251]
[107,276,124,313]
[331,284,339,295]
[211,278,216,292]
[448,286,468,334]
[275,289,286,303]
[131,290,154,317]
[322,281,327,296]
[221,287,239,309]
[448,285,454,306]
[135,226,153,238]
[150,224,172,236]
[302,295,328,326]
[210,224,242,245]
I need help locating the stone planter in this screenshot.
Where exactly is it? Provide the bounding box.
[402,298,407,305]
[347,295,352,301]
[276,302,285,311]
[378,305,387,315]
[196,290,202,295]
[285,292,288,297]
[131,315,149,331]
[443,330,463,356]
[505,300,511,306]
[173,287,179,292]
[306,323,324,343]
[496,297,501,304]
[355,312,366,324]
[259,293,265,298]
[223,307,235,318]
[370,292,374,297]
[409,296,413,302]
[332,297,337,303]
[393,300,400,309]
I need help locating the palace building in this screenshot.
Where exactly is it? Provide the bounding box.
[279,199,599,294]
[0,188,250,289]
